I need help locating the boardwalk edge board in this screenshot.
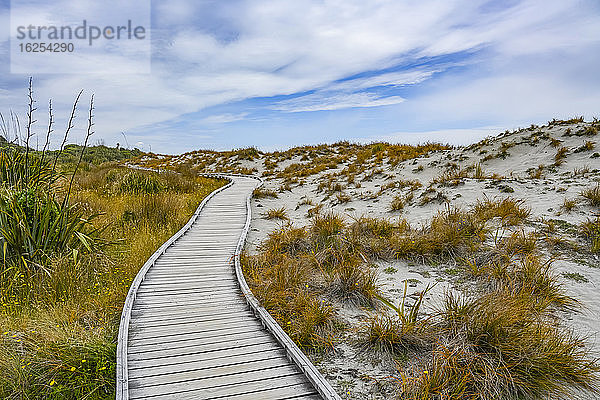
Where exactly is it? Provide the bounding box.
[116,171,340,400]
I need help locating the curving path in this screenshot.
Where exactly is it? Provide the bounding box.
[116,175,340,400]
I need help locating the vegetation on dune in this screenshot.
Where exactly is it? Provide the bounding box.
[0,82,225,399]
[252,187,279,199]
[402,288,598,400]
[136,139,451,181]
[264,207,289,220]
[580,218,600,253]
[581,183,600,208]
[0,162,224,398]
[42,144,142,167]
[245,192,600,399]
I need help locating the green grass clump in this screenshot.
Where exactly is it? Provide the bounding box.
[43,144,142,167]
[359,282,434,354]
[561,198,577,212]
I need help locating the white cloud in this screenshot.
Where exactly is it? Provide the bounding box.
[273,93,405,112]
[332,69,441,91]
[1,0,599,152]
[201,113,247,124]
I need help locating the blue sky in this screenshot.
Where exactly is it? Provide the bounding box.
[1,0,599,154]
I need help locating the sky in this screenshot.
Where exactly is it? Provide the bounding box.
[0,0,599,154]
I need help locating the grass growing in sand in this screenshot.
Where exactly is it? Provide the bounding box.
[245,191,600,399]
[581,183,600,207]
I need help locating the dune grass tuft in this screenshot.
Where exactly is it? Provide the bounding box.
[581,183,600,207]
[264,207,289,220]
[403,288,598,400]
[253,187,279,199]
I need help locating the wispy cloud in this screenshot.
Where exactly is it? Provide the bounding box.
[273,93,405,112]
[201,112,247,124]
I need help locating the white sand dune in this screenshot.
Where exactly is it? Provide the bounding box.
[140,119,600,399]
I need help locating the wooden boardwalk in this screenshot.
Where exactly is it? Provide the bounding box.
[117,175,340,400]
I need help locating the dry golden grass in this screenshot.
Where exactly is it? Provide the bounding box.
[402,287,597,400]
[253,187,279,199]
[561,198,578,212]
[554,146,569,165]
[472,197,531,226]
[580,183,600,207]
[390,195,405,211]
[264,207,289,220]
[580,218,600,253]
[0,166,224,399]
[246,186,599,398]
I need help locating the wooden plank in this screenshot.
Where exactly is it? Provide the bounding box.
[132,287,237,301]
[162,250,236,257]
[127,336,276,361]
[131,310,250,325]
[127,324,266,348]
[133,289,240,301]
[128,363,301,396]
[135,282,239,295]
[131,301,247,315]
[159,251,234,258]
[133,292,240,302]
[132,296,245,309]
[133,289,241,302]
[149,262,231,269]
[144,271,233,280]
[130,373,312,400]
[140,274,236,283]
[165,244,237,250]
[130,310,254,328]
[130,312,253,331]
[140,274,234,284]
[128,348,285,379]
[207,383,318,400]
[128,318,263,340]
[168,244,236,250]
[147,265,232,272]
[136,279,238,290]
[127,330,271,355]
[130,303,249,321]
[150,260,231,267]
[156,253,235,261]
